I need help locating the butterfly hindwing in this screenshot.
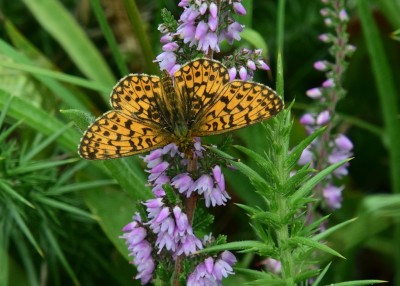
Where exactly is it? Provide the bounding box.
[193,80,284,136]
[110,74,164,124]
[79,111,169,160]
[174,58,230,121]
[78,58,284,160]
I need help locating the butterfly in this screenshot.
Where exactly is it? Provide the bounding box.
[78,58,283,160]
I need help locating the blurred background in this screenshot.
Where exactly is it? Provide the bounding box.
[0,0,399,285]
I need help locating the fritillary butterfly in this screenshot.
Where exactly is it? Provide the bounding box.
[78,58,283,159]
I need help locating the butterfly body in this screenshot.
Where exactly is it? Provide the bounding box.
[79,58,283,160]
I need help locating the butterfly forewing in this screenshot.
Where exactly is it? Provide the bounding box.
[79,111,169,159]
[78,58,283,160]
[110,75,163,124]
[193,80,284,136]
[174,58,230,121]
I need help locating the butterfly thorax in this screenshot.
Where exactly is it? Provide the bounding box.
[161,71,188,134]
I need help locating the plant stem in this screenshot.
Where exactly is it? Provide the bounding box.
[275,0,295,282]
[274,111,295,286]
[172,156,198,286]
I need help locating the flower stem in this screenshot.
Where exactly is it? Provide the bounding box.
[172,156,198,286]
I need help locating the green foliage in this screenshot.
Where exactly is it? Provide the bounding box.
[0,102,117,285]
[0,0,399,285]
[209,109,351,285]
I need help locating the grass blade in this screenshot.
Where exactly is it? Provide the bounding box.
[90,0,129,77]
[22,0,115,88]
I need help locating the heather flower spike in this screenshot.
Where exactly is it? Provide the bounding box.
[299,0,354,211]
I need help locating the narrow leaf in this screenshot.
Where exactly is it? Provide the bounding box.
[0,180,34,208]
[22,123,74,162]
[10,208,43,256]
[22,0,115,86]
[90,0,129,76]
[290,159,351,205]
[35,197,96,220]
[329,280,387,286]
[197,240,273,254]
[311,262,332,286]
[313,217,358,241]
[289,237,344,259]
[0,60,109,93]
[43,227,79,285]
[286,126,326,170]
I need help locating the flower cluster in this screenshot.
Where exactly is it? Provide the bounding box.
[299,0,355,210]
[121,214,155,284]
[122,140,235,284]
[187,251,237,286]
[144,198,203,256]
[143,142,230,207]
[224,48,271,81]
[156,0,246,75]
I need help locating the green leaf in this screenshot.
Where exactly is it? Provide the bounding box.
[0,119,24,144]
[290,158,351,206]
[251,211,281,228]
[234,145,278,184]
[60,109,95,133]
[0,59,110,93]
[0,40,91,110]
[294,269,321,283]
[48,180,116,195]
[230,160,271,194]
[22,0,115,87]
[235,203,260,216]
[311,262,331,286]
[122,0,158,75]
[301,214,331,237]
[34,196,95,220]
[197,240,274,255]
[358,0,400,216]
[10,207,43,257]
[313,217,358,241]
[328,280,387,286]
[283,163,313,195]
[209,146,272,196]
[22,123,74,162]
[90,0,129,77]
[81,186,137,260]
[286,126,326,170]
[8,158,78,176]
[43,227,79,285]
[288,237,344,259]
[0,180,34,208]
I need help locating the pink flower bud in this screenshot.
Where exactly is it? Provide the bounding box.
[209,2,218,18]
[318,33,330,43]
[199,2,208,15]
[239,66,248,80]
[322,78,335,88]
[300,113,315,125]
[306,88,322,99]
[339,9,349,21]
[316,110,330,125]
[313,61,327,71]
[233,2,246,15]
[228,67,237,81]
[247,60,256,70]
